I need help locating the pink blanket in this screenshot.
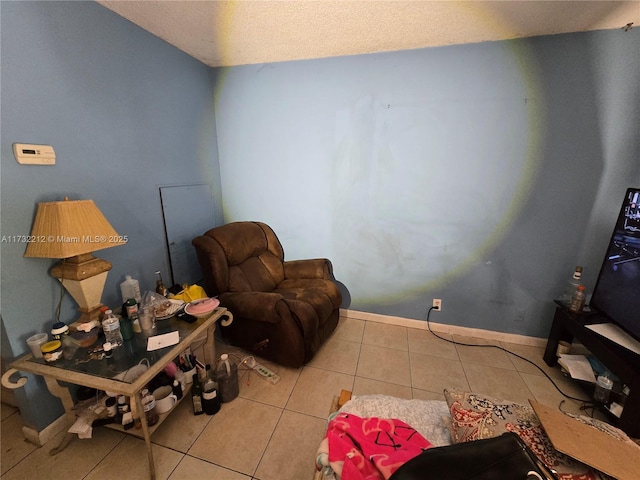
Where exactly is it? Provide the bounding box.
[325,412,433,480]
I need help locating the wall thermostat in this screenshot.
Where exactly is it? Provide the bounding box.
[13,143,56,165]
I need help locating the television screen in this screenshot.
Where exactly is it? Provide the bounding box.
[590,188,640,342]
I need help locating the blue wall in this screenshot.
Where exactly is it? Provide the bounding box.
[1,2,222,429]
[2,1,639,432]
[214,29,639,336]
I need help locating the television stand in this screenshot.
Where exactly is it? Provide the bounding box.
[543,302,640,438]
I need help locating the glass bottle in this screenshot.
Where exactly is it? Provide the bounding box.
[202,364,221,415]
[569,284,586,313]
[155,271,168,297]
[191,373,204,415]
[141,389,159,426]
[562,266,583,307]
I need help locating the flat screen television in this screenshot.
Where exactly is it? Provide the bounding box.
[590,188,640,343]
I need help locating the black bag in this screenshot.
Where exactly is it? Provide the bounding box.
[390,432,557,480]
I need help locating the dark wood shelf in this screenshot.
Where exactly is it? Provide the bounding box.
[543,302,640,438]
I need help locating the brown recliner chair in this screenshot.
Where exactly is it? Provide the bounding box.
[192,221,342,368]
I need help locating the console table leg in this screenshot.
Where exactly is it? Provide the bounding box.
[203,324,216,367]
[42,376,77,455]
[132,390,156,480]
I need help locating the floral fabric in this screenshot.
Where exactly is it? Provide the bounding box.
[444,389,609,480]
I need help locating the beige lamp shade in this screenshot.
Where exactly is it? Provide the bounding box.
[24,198,125,258]
[24,198,125,323]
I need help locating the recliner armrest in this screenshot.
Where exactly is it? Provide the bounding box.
[220,291,286,324]
[284,258,334,280]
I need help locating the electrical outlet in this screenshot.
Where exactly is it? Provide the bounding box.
[432,298,442,311]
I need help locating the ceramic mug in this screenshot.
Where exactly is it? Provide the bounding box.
[152,385,177,414]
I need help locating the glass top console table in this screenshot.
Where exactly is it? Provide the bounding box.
[7,307,232,480]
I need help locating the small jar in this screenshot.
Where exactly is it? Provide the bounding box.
[51,322,69,340]
[105,396,117,417]
[41,340,63,362]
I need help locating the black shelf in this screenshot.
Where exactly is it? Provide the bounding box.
[543,303,640,438]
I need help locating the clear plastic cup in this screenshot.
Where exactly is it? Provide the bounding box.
[594,375,613,403]
[138,307,156,332]
[27,333,48,358]
[61,335,80,360]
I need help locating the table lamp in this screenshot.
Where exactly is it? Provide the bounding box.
[24,198,126,323]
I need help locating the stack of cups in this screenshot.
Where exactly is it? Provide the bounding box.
[26,333,48,358]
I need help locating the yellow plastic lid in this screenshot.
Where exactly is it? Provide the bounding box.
[41,340,61,353]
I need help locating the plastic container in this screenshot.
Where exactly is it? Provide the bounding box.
[70,327,99,348]
[594,375,613,403]
[102,310,123,347]
[41,340,62,363]
[51,322,69,340]
[27,333,48,358]
[61,335,80,360]
[139,306,156,337]
[120,275,141,304]
[215,354,239,403]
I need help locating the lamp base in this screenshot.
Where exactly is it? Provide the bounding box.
[50,253,112,323]
[76,304,105,324]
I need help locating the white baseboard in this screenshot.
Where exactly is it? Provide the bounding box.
[21,413,68,447]
[340,308,548,349]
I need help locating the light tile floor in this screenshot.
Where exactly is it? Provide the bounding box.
[1,317,594,479]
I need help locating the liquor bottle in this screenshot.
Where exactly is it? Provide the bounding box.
[569,284,586,313]
[561,266,583,307]
[202,364,221,415]
[155,271,168,297]
[191,373,204,415]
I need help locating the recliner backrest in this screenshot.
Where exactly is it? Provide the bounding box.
[193,222,285,294]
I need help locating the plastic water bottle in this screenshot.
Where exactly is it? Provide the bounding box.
[102,310,123,347]
[215,354,239,403]
[561,266,582,307]
[120,275,141,304]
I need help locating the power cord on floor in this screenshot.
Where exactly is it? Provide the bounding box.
[424,306,593,406]
[222,348,280,387]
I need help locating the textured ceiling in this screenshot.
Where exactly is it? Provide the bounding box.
[97,1,640,67]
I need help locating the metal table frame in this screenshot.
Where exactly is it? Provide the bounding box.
[5,308,232,479]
